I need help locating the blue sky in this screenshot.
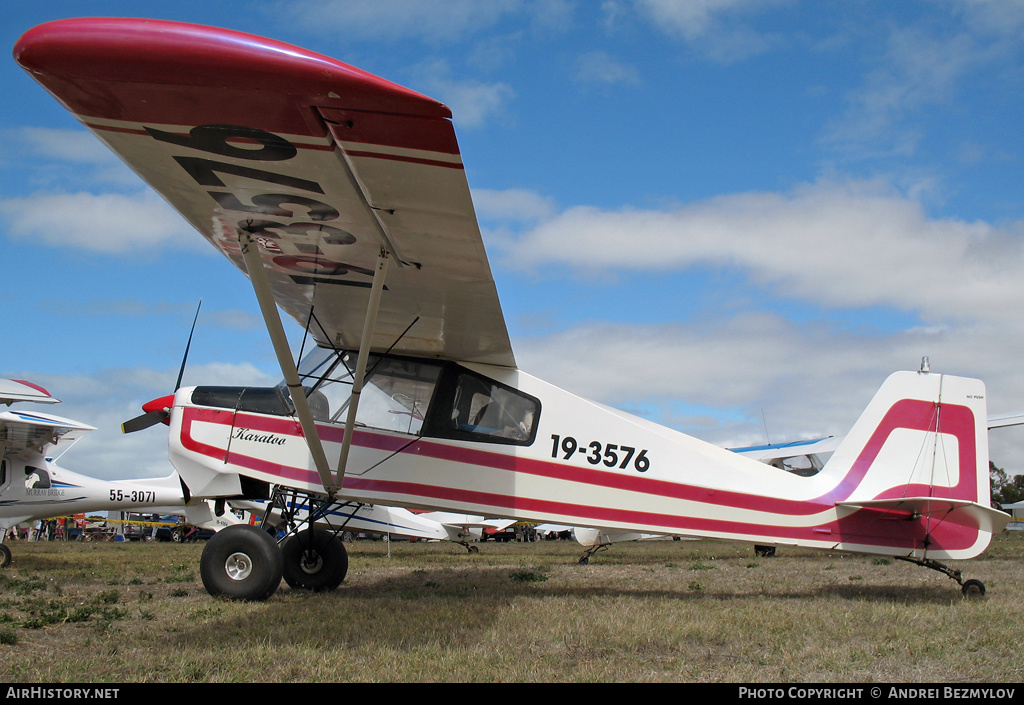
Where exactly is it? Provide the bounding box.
[3,1,1024,481]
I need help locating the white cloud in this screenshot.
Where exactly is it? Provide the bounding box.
[514,307,1024,476]
[473,187,557,222]
[634,0,791,61]
[410,60,515,128]
[0,190,207,255]
[15,127,112,164]
[575,50,641,85]
[823,28,983,156]
[282,0,525,42]
[636,0,764,38]
[4,127,145,188]
[951,0,1024,36]
[494,179,1024,326]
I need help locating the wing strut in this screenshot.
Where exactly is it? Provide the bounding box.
[238,230,338,496]
[336,248,390,482]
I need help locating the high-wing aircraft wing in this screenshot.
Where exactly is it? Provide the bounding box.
[0,408,95,460]
[729,436,843,477]
[988,413,1024,429]
[15,18,513,369]
[1,379,60,406]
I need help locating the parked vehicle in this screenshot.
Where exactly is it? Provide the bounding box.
[154,514,215,542]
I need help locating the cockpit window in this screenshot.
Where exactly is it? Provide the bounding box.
[448,373,538,445]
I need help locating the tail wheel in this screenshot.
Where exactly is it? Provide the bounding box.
[282,529,348,592]
[200,525,283,601]
[961,579,986,598]
[0,544,11,568]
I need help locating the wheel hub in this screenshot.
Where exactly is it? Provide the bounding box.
[299,551,323,575]
[225,551,253,581]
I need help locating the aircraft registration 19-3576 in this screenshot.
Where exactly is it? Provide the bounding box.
[13,18,1010,601]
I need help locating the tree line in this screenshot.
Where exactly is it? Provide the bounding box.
[991,461,1024,507]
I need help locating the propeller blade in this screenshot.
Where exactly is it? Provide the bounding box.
[121,409,168,434]
[175,299,202,391]
[121,299,200,434]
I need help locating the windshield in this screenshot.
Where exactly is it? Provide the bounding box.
[293,347,442,435]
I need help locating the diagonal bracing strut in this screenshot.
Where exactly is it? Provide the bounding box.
[238,229,339,495]
[336,248,389,486]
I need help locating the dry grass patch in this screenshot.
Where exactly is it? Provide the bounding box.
[0,534,1022,682]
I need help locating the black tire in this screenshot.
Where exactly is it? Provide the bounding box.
[171,526,186,543]
[200,525,283,601]
[281,529,348,592]
[961,578,986,598]
[754,545,776,558]
[0,543,11,568]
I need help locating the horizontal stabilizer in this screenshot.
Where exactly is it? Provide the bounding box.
[837,497,1010,534]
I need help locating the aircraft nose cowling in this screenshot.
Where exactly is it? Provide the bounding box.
[121,394,176,433]
[142,394,176,417]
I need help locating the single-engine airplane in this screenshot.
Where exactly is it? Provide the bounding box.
[0,379,188,566]
[14,18,1010,600]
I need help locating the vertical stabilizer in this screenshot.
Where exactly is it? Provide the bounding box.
[821,370,1006,558]
[823,371,988,505]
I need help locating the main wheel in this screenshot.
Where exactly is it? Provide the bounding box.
[281,529,348,592]
[0,544,11,568]
[754,545,776,558]
[200,525,283,601]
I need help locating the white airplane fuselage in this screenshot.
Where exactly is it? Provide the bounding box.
[165,354,997,562]
[0,453,185,531]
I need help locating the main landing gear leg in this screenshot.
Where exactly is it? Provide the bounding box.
[455,540,480,554]
[894,556,986,598]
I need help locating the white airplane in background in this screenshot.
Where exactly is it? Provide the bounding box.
[227,497,516,590]
[0,379,188,566]
[16,18,1009,601]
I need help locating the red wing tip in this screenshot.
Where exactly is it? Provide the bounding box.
[15,17,452,120]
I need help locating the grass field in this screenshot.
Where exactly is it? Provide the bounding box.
[1,533,1022,683]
